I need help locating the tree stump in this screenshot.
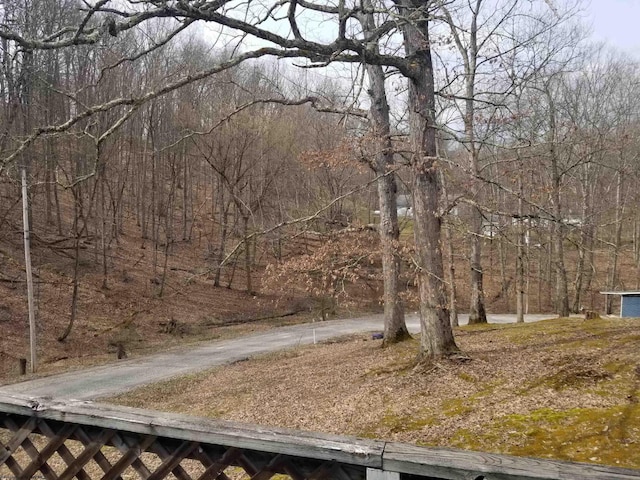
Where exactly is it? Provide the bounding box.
[116,343,127,359]
[583,309,600,320]
[19,358,27,375]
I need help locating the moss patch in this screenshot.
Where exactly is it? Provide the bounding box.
[442,397,476,417]
[362,410,440,437]
[449,405,640,469]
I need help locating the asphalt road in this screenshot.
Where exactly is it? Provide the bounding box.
[0,312,553,400]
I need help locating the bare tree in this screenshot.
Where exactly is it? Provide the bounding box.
[358,0,409,345]
[395,0,460,358]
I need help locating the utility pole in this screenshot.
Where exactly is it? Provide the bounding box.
[21,167,37,373]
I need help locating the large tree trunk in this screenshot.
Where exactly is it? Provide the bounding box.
[360,6,408,345]
[413,167,459,359]
[377,167,409,344]
[398,0,459,360]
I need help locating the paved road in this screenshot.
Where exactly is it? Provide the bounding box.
[1,312,553,400]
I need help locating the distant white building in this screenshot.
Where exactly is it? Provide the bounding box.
[481,222,498,238]
[563,217,583,228]
[373,194,413,218]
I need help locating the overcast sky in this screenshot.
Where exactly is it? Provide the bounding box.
[586,0,640,56]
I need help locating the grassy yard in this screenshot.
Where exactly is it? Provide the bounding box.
[109,317,640,469]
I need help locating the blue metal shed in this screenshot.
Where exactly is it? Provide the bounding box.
[600,291,640,317]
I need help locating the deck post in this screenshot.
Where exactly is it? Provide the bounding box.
[366,468,400,480]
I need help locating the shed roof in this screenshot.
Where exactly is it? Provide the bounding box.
[600,291,640,295]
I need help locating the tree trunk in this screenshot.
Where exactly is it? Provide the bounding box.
[606,169,624,313]
[440,170,459,327]
[546,89,569,317]
[59,191,82,343]
[182,142,189,241]
[44,140,53,227]
[572,165,594,313]
[99,161,109,290]
[445,1,487,324]
[516,166,525,323]
[214,187,231,287]
[398,0,459,360]
[159,161,177,298]
[377,168,409,344]
[468,204,488,323]
[552,191,569,316]
[359,5,408,345]
[242,214,254,295]
[53,164,63,235]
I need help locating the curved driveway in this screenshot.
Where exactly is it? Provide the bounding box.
[0,312,552,400]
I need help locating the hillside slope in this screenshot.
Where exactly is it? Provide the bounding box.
[0,220,313,382]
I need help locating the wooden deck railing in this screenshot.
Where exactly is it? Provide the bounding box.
[0,393,638,480]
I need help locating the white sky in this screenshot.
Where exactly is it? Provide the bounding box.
[585,0,640,56]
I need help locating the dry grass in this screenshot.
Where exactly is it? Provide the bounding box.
[110,317,640,470]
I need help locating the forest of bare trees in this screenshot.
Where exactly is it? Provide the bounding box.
[1,0,639,364]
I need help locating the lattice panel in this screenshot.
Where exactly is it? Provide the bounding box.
[0,414,365,480]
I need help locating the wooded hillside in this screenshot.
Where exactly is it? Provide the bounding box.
[1,0,639,374]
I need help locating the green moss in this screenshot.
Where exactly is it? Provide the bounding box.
[449,405,640,469]
[589,362,638,399]
[360,409,440,438]
[499,317,579,344]
[457,371,477,383]
[460,318,589,344]
[544,330,640,366]
[460,323,512,332]
[602,361,630,375]
[442,397,475,417]
[381,412,439,433]
[442,382,502,417]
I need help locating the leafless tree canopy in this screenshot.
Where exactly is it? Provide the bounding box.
[1,0,639,360]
